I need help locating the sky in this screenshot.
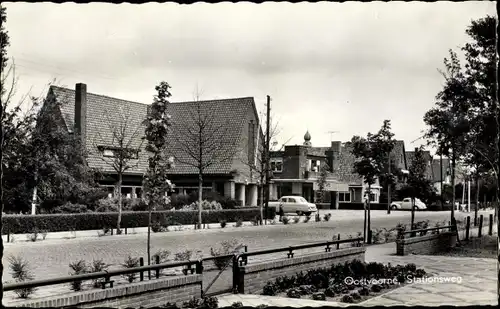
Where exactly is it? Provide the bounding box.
[2,1,496,156]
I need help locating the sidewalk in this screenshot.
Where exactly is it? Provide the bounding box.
[217,234,497,307]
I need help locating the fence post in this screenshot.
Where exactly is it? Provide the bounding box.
[337,234,341,249]
[139,257,144,281]
[7,228,10,243]
[488,214,493,236]
[125,227,128,235]
[196,260,203,274]
[287,247,294,258]
[244,245,248,253]
[465,216,470,240]
[367,230,372,244]
[155,256,160,279]
[478,215,483,237]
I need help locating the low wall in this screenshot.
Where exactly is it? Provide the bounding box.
[396,231,457,256]
[5,275,202,308]
[235,246,366,294]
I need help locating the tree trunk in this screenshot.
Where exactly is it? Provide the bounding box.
[117,173,123,234]
[411,197,416,230]
[147,204,152,278]
[387,157,391,214]
[475,174,479,226]
[451,154,456,221]
[367,184,371,243]
[198,172,203,229]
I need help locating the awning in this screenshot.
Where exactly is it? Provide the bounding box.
[313,181,349,192]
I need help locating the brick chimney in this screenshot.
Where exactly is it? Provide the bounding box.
[75,83,87,148]
[330,141,342,172]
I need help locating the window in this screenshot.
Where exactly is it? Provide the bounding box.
[103,149,114,157]
[338,191,351,202]
[270,158,283,172]
[369,193,376,202]
[289,198,297,203]
[298,197,307,203]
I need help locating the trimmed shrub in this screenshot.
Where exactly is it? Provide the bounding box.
[292,216,300,223]
[53,202,91,214]
[219,220,227,228]
[2,208,275,234]
[282,216,290,225]
[89,259,110,288]
[235,219,243,227]
[8,255,36,298]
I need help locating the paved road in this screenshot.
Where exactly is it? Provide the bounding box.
[1,210,490,283]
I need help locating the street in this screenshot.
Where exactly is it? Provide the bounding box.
[1,210,490,283]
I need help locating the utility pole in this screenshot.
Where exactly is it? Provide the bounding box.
[264,95,271,224]
[387,155,392,214]
[440,154,444,208]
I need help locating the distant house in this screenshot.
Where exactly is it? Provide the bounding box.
[45,83,262,206]
[269,132,388,207]
[406,149,452,195]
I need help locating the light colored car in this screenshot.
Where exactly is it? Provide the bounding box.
[268,196,318,216]
[391,198,427,210]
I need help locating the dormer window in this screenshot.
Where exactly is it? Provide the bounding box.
[103,149,115,157]
[270,158,283,172]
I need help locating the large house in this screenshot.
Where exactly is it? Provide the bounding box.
[45,83,262,207]
[268,132,409,207]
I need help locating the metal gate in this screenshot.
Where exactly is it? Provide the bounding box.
[201,245,246,297]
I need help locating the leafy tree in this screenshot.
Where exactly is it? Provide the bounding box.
[143,81,174,274]
[239,112,290,224]
[425,16,498,221]
[402,147,436,229]
[351,120,395,242]
[316,161,330,203]
[93,106,144,233]
[424,50,473,221]
[31,94,107,213]
[461,16,498,219]
[171,87,238,229]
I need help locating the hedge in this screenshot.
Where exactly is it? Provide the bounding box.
[1,207,276,235]
[338,202,389,210]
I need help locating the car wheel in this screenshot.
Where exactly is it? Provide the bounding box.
[391,205,398,210]
[296,211,303,216]
[304,212,312,216]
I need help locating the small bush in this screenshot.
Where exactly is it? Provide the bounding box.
[251,216,260,226]
[8,255,36,298]
[89,259,110,288]
[341,295,354,303]
[69,260,88,291]
[269,219,276,225]
[210,240,243,270]
[282,216,290,225]
[372,228,385,244]
[351,291,361,300]
[160,302,180,309]
[219,220,227,228]
[53,202,91,213]
[27,231,39,242]
[263,282,277,296]
[304,215,311,223]
[40,230,48,240]
[174,250,193,261]
[292,216,300,223]
[323,213,332,222]
[152,249,171,264]
[286,288,301,298]
[231,301,243,308]
[121,256,140,283]
[235,219,243,227]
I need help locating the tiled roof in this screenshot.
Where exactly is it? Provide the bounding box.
[332,143,365,186]
[406,150,433,179]
[391,140,407,170]
[49,86,256,175]
[431,157,451,182]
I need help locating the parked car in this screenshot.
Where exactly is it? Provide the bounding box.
[390,198,427,210]
[268,196,318,216]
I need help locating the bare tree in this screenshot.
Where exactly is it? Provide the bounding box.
[93,107,144,233]
[239,112,291,224]
[171,86,239,228]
